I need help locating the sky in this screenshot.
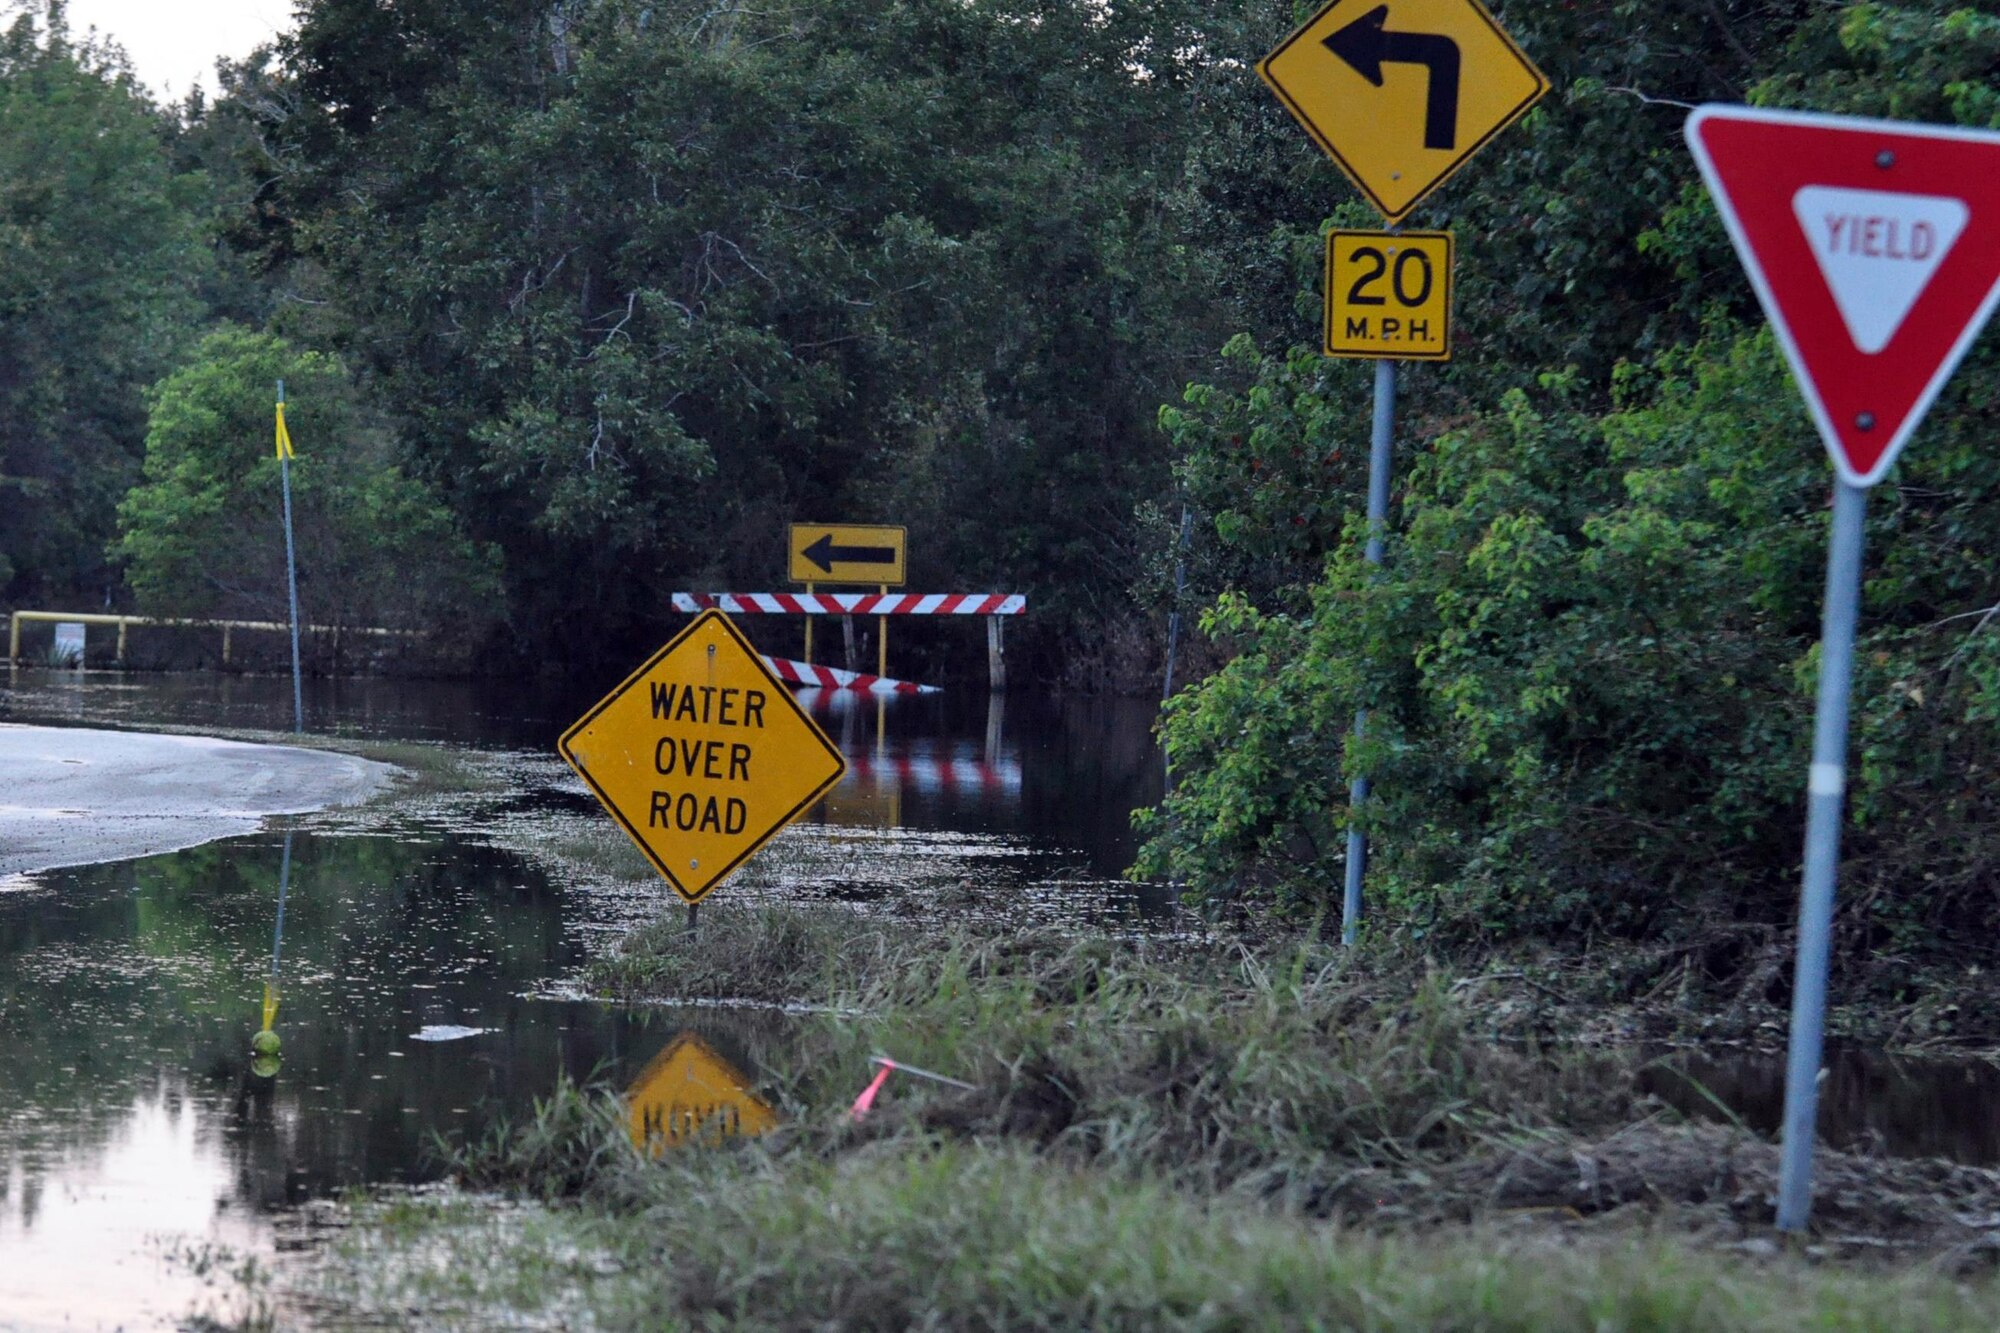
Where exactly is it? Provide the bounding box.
[59,0,295,99]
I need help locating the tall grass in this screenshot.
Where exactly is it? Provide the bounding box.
[497,921,1642,1214]
[587,902,907,1004]
[326,1145,2000,1331]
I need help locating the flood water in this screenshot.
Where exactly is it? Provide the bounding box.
[1,666,1997,1327]
[0,667,1166,1329]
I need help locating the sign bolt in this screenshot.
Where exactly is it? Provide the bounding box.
[1856,412,1876,431]
[1875,149,1896,169]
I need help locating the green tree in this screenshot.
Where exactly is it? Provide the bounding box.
[114,327,499,658]
[269,0,1273,675]
[0,3,207,606]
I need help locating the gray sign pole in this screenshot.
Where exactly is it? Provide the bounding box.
[277,378,304,734]
[1343,356,1396,946]
[1775,477,1868,1231]
[1162,506,1193,703]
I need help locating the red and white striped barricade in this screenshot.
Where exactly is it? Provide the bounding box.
[672,592,1025,616]
[760,656,939,695]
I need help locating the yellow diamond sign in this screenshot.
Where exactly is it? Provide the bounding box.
[1260,0,1548,223]
[559,609,845,903]
[627,1031,780,1153]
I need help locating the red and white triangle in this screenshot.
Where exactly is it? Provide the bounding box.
[1687,106,2000,487]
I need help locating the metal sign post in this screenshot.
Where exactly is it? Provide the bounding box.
[1342,357,1396,945]
[1259,0,1543,945]
[275,380,303,734]
[1324,229,1449,943]
[1775,479,1865,1230]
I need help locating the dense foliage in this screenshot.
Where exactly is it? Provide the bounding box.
[1139,3,2000,955]
[266,0,1287,677]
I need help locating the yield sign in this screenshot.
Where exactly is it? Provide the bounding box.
[1259,0,1547,224]
[1687,105,2000,487]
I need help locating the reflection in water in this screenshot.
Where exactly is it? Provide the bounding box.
[1644,1045,2000,1166]
[251,832,293,1080]
[2,668,1164,879]
[627,1031,780,1153]
[1,663,582,749]
[0,833,794,1327]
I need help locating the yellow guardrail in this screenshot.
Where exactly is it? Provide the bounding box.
[7,610,417,665]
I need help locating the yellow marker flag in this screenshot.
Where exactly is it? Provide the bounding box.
[275,402,295,460]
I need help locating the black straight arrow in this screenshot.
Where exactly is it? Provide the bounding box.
[802,533,896,572]
[1323,5,1461,151]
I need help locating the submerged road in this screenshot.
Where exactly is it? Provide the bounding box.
[0,723,395,878]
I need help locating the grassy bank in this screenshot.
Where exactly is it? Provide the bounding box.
[575,912,2000,1243]
[585,888,2000,1054]
[290,1146,2000,1331]
[254,904,2000,1327]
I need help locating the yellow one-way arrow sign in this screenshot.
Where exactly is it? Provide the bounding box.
[1260,0,1547,223]
[788,523,906,586]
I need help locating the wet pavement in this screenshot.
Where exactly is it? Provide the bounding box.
[0,724,391,877]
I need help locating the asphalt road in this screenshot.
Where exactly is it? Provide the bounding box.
[0,723,395,879]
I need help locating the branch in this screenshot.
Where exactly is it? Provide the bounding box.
[1941,602,2000,672]
[1603,85,1697,112]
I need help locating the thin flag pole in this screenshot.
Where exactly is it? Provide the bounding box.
[276,379,303,734]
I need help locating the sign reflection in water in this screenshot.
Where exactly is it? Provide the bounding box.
[626,1031,781,1153]
[802,689,1020,817]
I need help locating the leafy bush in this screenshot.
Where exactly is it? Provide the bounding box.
[1142,325,2000,947]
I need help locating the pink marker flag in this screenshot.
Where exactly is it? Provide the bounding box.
[849,1064,895,1121]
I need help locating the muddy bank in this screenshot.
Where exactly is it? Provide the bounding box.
[0,723,396,878]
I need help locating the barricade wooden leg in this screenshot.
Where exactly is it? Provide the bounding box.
[987,617,1006,693]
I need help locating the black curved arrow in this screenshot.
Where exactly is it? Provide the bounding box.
[1323,5,1461,151]
[802,534,896,572]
